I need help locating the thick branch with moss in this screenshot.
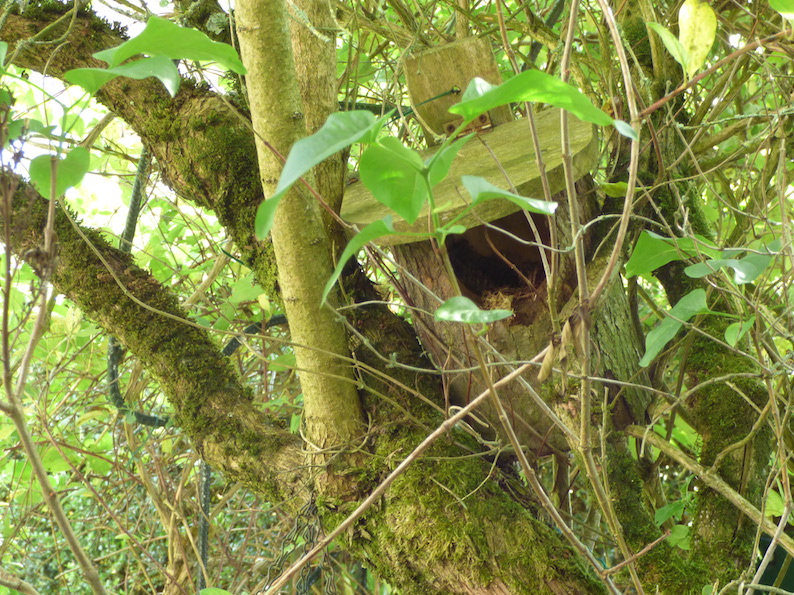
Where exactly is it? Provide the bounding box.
[3,177,303,503]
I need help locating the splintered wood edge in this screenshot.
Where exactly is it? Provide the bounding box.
[340,108,599,246]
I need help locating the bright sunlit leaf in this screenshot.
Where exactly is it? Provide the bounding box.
[29,146,90,198]
[448,72,634,138]
[360,138,427,224]
[769,0,794,20]
[647,22,689,75]
[256,111,386,239]
[94,16,246,73]
[66,56,181,96]
[679,0,717,79]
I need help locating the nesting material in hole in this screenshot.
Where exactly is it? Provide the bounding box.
[447,210,549,296]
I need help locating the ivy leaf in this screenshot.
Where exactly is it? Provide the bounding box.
[679,0,717,79]
[434,296,512,324]
[322,218,397,304]
[639,289,711,367]
[462,175,557,215]
[725,318,754,347]
[94,16,246,73]
[29,146,91,198]
[255,111,385,239]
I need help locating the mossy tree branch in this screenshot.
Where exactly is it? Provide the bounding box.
[1,7,278,296]
[2,177,304,504]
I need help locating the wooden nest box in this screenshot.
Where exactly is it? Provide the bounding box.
[340,37,598,295]
[340,38,601,454]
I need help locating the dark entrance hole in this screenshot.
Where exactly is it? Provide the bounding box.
[446,210,550,299]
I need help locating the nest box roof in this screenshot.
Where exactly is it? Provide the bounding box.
[340,108,598,245]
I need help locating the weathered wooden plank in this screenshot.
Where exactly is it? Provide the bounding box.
[340,108,598,244]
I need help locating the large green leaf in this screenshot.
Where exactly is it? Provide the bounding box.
[322,218,397,304]
[29,146,91,197]
[94,16,246,73]
[462,175,557,215]
[639,289,711,367]
[685,257,766,285]
[769,0,794,19]
[434,296,512,324]
[448,72,635,138]
[359,138,427,224]
[255,110,386,239]
[65,56,181,96]
[625,231,718,278]
[685,241,778,285]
